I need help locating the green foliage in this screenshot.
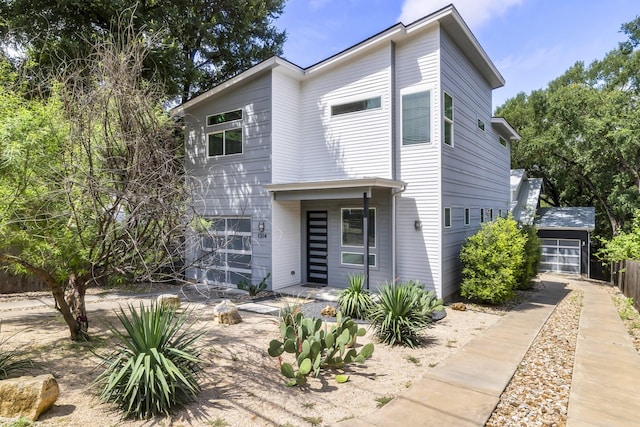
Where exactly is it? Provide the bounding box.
[460,217,527,304]
[268,311,373,386]
[0,323,33,379]
[518,225,541,289]
[237,272,270,296]
[497,16,640,237]
[94,303,204,419]
[1,0,287,101]
[368,281,443,348]
[338,273,374,320]
[598,210,640,262]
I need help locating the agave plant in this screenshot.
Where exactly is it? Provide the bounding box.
[368,281,442,347]
[94,303,204,419]
[338,273,374,320]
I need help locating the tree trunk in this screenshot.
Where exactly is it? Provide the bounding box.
[65,273,89,340]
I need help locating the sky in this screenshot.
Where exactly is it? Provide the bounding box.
[275,0,639,110]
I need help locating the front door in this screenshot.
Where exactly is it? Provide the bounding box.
[306,211,328,284]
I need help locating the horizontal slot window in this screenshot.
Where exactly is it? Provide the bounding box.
[341,252,376,267]
[331,97,381,116]
[207,109,243,126]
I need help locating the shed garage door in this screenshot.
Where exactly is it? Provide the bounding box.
[540,239,581,274]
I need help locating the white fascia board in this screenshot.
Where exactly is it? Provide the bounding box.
[492,117,521,140]
[265,178,406,192]
[172,57,303,115]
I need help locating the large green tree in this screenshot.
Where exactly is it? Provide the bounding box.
[497,16,640,237]
[0,0,286,102]
[0,30,187,340]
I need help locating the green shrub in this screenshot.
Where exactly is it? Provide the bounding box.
[94,303,204,419]
[460,216,526,304]
[0,323,33,379]
[368,281,442,347]
[598,209,640,262]
[268,311,374,386]
[338,273,374,320]
[518,224,541,289]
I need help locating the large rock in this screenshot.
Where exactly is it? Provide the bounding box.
[213,300,242,325]
[157,294,181,310]
[0,374,59,421]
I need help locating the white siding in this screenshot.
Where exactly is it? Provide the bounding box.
[300,45,392,180]
[439,29,510,298]
[272,70,302,183]
[394,26,443,295]
[271,200,301,289]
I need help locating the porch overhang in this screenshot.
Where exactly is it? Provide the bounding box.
[264,178,406,201]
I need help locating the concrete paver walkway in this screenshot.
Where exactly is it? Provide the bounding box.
[337,281,569,427]
[567,282,640,427]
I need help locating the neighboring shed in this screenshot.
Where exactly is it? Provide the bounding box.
[536,207,596,276]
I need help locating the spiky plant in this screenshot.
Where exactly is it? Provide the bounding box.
[94,303,204,419]
[368,281,439,347]
[338,273,374,320]
[0,322,33,379]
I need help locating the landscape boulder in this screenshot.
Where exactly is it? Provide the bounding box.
[213,299,242,325]
[0,374,59,421]
[157,294,181,310]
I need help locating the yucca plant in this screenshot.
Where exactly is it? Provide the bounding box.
[0,322,33,379]
[368,281,440,347]
[94,303,204,419]
[338,273,374,320]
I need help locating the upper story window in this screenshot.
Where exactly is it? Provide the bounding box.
[207,109,243,126]
[443,92,454,146]
[331,97,381,116]
[499,136,507,147]
[208,128,242,157]
[444,207,451,228]
[402,90,431,145]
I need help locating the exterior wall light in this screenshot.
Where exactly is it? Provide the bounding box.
[258,221,265,233]
[414,220,422,231]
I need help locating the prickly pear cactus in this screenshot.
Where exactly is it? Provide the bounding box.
[268,311,374,386]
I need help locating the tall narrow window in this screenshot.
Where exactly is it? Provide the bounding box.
[488,208,493,221]
[464,208,470,226]
[480,208,485,223]
[444,92,454,146]
[444,207,451,228]
[402,91,430,145]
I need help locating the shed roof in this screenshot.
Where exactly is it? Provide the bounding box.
[535,207,596,231]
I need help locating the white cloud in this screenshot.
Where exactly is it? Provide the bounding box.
[398,0,525,30]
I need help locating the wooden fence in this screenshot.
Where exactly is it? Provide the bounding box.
[612,260,640,312]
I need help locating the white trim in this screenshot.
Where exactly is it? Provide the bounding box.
[265,178,405,192]
[400,85,434,146]
[206,127,243,157]
[491,117,521,140]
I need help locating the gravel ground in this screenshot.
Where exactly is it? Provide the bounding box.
[486,287,583,427]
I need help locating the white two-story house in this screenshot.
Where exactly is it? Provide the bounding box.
[174,4,520,299]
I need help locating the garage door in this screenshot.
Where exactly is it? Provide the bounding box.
[540,239,581,274]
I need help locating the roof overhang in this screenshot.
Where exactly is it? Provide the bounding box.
[492,117,521,140]
[264,178,406,201]
[174,5,506,113]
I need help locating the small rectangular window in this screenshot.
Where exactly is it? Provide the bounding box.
[444,92,454,146]
[444,207,451,228]
[499,209,503,218]
[499,136,507,147]
[480,208,485,223]
[331,97,381,116]
[207,109,243,126]
[402,91,431,145]
[477,118,485,131]
[341,208,375,247]
[341,252,376,267]
[208,128,242,157]
[464,208,470,226]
